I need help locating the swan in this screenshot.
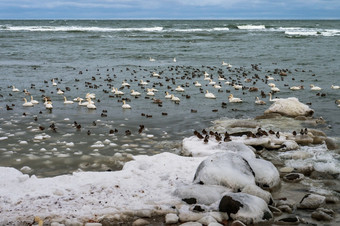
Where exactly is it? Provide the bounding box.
[225,81,231,85]
[205,90,216,99]
[218,76,225,81]
[204,71,209,77]
[255,97,266,105]
[140,80,148,86]
[122,100,131,109]
[233,84,242,90]
[12,86,19,92]
[266,76,274,80]
[268,83,276,87]
[194,81,202,87]
[78,99,88,106]
[214,84,222,89]
[310,84,322,91]
[149,57,156,62]
[165,92,172,99]
[149,88,158,92]
[173,57,176,62]
[146,88,155,96]
[271,85,280,92]
[45,101,53,109]
[23,89,30,95]
[208,79,216,85]
[222,61,232,68]
[331,85,340,89]
[63,96,74,104]
[86,98,96,109]
[57,88,64,95]
[30,96,39,104]
[152,72,160,77]
[290,85,303,90]
[22,98,33,107]
[171,95,180,102]
[115,88,124,96]
[121,80,130,87]
[130,90,141,96]
[175,86,185,92]
[73,97,83,102]
[86,93,96,99]
[228,94,243,103]
[52,79,57,86]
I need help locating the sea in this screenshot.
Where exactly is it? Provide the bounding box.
[0,20,339,178]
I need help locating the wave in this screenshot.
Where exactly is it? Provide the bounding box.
[237,25,266,30]
[274,27,340,37]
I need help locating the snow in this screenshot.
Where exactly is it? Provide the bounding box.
[264,97,314,117]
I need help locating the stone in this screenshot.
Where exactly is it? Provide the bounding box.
[283,173,304,183]
[197,216,217,225]
[311,209,334,221]
[276,215,300,224]
[268,205,282,216]
[179,222,202,226]
[277,204,293,213]
[325,138,337,150]
[165,213,179,224]
[279,167,294,173]
[132,219,150,226]
[241,184,273,204]
[230,220,246,226]
[85,223,102,226]
[298,193,326,209]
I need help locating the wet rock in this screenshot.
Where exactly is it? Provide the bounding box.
[276,215,300,224]
[179,212,205,223]
[241,184,273,204]
[165,213,179,224]
[229,121,258,128]
[325,137,338,150]
[132,218,150,226]
[311,208,334,221]
[179,222,202,226]
[230,220,246,226]
[208,223,223,226]
[283,173,304,183]
[279,167,294,174]
[255,113,282,119]
[298,193,326,209]
[197,215,217,225]
[218,193,273,224]
[268,205,282,216]
[277,204,293,213]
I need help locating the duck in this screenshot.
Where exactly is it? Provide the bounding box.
[146,88,155,96]
[194,81,202,87]
[22,98,34,107]
[57,88,64,95]
[12,86,19,92]
[310,84,322,91]
[255,97,266,105]
[130,90,141,96]
[86,98,96,109]
[140,80,148,86]
[165,92,172,99]
[175,86,185,92]
[122,100,131,109]
[63,96,74,104]
[30,96,39,104]
[228,94,243,103]
[205,90,216,99]
[171,95,180,102]
[331,85,340,89]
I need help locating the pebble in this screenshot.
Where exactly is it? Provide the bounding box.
[283,173,304,183]
[279,167,294,173]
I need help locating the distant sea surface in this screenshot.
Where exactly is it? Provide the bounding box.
[0,20,339,176]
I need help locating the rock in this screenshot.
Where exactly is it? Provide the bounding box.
[218,193,273,224]
[175,184,231,205]
[264,97,314,117]
[51,223,65,226]
[277,204,293,213]
[276,215,300,224]
[193,152,256,191]
[197,216,217,225]
[132,218,150,226]
[268,205,282,216]
[193,205,205,212]
[179,222,202,226]
[241,184,273,204]
[255,113,282,119]
[298,193,326,209]
[179,212,205,223]
[279,167,294,173]
[165,213,179,224]
[229,121,258,128]
[283,173,304,183]
[311,208,334,221]
[325,137,338,150]
[230,220,246,226]
[208,223,223,226]
[85,223,102,226]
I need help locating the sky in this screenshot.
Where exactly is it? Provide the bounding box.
[0,0,339,19]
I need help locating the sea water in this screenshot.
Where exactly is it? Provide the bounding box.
[0,20,339,177]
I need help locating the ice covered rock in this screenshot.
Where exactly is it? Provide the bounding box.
[193,152,256,191]
[241,184,273,204]
[298,193,326,209]
[264,97,314,117]
[218,193,273,224]
[165,213,179,224]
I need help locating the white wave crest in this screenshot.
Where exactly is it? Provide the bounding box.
[237,25,266,30]
[276,27,340,37]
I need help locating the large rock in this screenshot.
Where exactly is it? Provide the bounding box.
[218,193,273,224]
[298,193,326,209]
[264,97,314,117]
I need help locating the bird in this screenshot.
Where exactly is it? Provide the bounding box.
[310,84,322,91]
[228,94,243,103]
[205,90,216,99]
[121,80,130,87]
[331,85,340,89]
[86,93,96,99]
[152,72,160,77]
[208,79,216,85]
[173,57,176,62]
[122,100,131,109]
[171,95,180,103]
[63,96,74,104]
[213,84,222,89]
[115,88,124,96]
[175,86,185,92]
[290,85,303,90]
[30,96,39,104]
[271,85,280,92]
[57,88,64,95]
[268,92,280,102]
[194,81,202,87]
[45,101,53,109]
[140,80,148,86]
[149,57,156,62]
[22,98,33,107]
[218,76,225,81]
[52,79,57,86]
[165,92,172,99]
[146,88,155,96]
[233,84,242,90]
[12,86,19,92]
[222,61,232,68]
[86,98,96,109]
[130,90,141,96]
[255,97,266,105]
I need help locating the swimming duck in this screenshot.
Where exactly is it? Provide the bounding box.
[205,90,216,99]
[228,94,243,103]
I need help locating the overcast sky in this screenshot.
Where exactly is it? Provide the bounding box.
[0,0,339,19]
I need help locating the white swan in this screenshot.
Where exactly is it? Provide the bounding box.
[78,99,88,106]
[165,92,172,99]
[149,57,156,62]
[73,97,83,102]
[86,93,96,99]
[290,85,303,90]
[208,79,216,85]
[52,79,57,86]
[122,100,131,109]
[266,76,274,80]
[121,80,130,87]
[222,61,232,68]
[214,84,222,89]
[30,96,39,104]
[228,94,243,103]
[218,76,225,81]
[140,80,148,86]
[152,72,160,77]
[205,90,216,99]
[57,88,64,95]
[194,81,202,87]
[12,86,19,92]
[233,84,242,90]
[310,84,322,91]
[268,93,279,102]
[255,97,266,105]
[63,96,74,104]
[115,88,124,96]
[86,98,96,109]
[171,95,180,102]
[175,86,185,92]
[23,98,33,107]
[271,85,280,92]
[331,85,340,89]
[173,57,176,62]
[45,101,53,109]
[146,88,155,96]
[130,90,141,96]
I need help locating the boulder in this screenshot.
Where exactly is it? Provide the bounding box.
[264,97,314,117]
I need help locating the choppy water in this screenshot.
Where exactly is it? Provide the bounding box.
[0,20,339,177]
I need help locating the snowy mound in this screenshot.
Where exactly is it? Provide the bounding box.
[264,97,314,117]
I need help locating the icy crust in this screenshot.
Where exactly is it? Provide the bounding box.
[264,97,314,117]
